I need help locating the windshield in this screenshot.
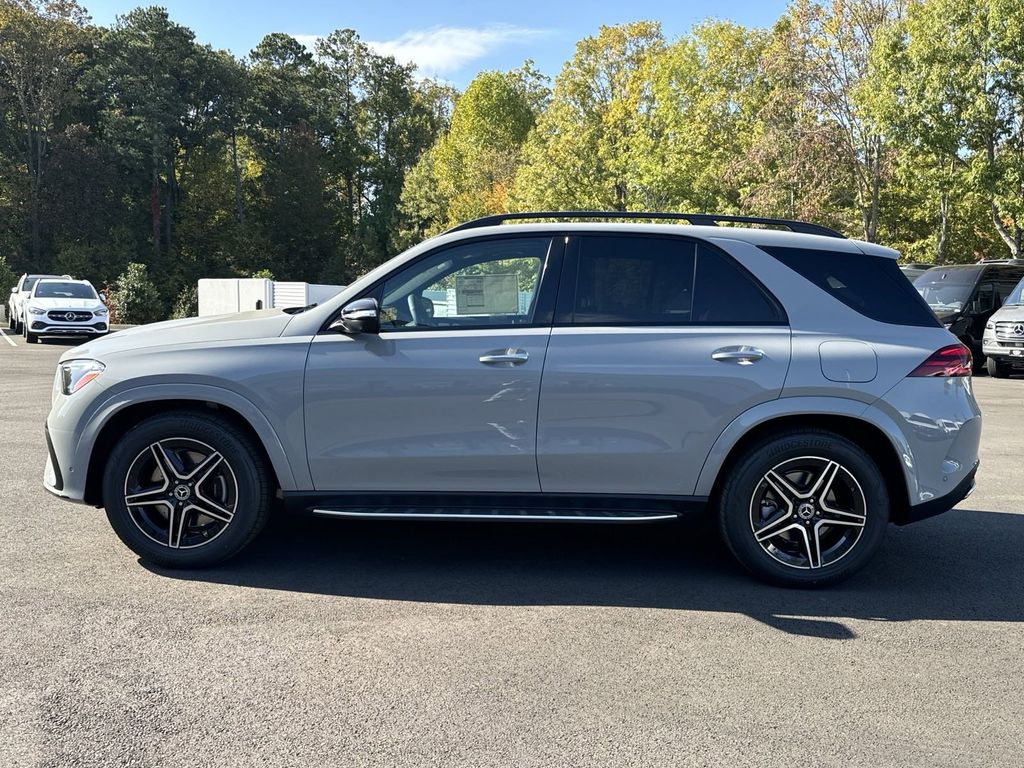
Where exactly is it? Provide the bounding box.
[913,270,979,312]
[1004,276,1024,306]
[34,282,97,299]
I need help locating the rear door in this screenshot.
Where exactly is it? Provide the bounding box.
[536,235,791,497]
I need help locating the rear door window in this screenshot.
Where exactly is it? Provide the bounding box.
[570,236,784,325]
[764,246,941,327]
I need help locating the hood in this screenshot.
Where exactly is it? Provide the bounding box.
[992,304,1024,323]
[27,297,103,311]
[61,309,294,362]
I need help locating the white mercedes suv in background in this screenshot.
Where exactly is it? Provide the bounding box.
[8,273,64,334]
[23,278,108,344]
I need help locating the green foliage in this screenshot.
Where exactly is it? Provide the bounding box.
[250,269,275,280]
[170,284,198,319]
[399,68,542,241]
[1,0,1023,324]
[0,253,16,300]
[111,263,162,325]
[512,22,665,212]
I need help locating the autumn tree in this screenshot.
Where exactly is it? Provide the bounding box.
[512,22,665,212]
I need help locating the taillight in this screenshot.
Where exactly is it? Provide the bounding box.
[908,344,973,377]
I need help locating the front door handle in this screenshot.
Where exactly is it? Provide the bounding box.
[711,346,765,365]
[479,348,529,365]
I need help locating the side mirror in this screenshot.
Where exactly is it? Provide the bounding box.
[99,291,107,303]
[9,287,16,295]
[331,298,380,335]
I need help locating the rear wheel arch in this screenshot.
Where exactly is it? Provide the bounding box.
[84,398,284,507]
[706,413,909,524]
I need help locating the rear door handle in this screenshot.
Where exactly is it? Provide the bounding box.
[479,348,529,365]
[711,346,765,365]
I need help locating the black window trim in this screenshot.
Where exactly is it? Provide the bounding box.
[319,232,567,335]
[554,232,788,328]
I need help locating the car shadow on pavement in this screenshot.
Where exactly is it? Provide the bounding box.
[146,507,1024,640]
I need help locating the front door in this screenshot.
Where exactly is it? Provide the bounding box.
[537,235,791,497]
[304,235,560,492]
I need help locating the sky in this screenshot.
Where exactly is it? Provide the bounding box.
[80,0,791,86]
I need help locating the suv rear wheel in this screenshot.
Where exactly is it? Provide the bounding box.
[102,411,271,568]
[718,429,889,587]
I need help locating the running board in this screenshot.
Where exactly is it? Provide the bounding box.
[310,508,679,523]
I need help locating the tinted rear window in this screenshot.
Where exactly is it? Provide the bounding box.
[762,246,940,327]
[571,236,785,325]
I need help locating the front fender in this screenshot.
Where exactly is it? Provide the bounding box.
[693,396,916,505]
[77,382,303,492]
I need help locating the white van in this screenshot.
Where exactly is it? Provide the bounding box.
[982,275,1024,377]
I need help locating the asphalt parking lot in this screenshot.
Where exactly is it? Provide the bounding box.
[1,333,1022,768]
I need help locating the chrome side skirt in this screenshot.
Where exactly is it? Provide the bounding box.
[311,508,678,523]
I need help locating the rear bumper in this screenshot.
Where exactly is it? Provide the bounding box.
[895,462,978,525]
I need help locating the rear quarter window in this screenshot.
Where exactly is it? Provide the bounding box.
[762,246,941,328]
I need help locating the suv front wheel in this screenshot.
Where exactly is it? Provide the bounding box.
[102,411,271,568]
[718,429,889,587]
[986,356,1012,378]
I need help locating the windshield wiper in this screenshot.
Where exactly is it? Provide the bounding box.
[282,303,318,315]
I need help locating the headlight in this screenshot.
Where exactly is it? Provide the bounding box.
[93,307,108,316]
[27,306,46,315]
[985,321,995,330]
[59,359,105,395]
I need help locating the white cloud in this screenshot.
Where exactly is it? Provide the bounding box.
[368,25,545,75]
[292,34,323,52]
[291,25,547,77]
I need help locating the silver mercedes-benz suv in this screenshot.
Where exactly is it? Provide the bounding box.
[43,212,981,586]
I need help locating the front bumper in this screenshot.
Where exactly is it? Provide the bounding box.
[982,337,1024,364]
[29,319,107,336]
[43,420,89,504]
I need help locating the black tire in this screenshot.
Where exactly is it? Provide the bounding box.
[718,429,889,587]
[102,411,272,568]
[986,356,1011,378]
[7,312,13,330]
[24,329,38,343]
[14,317,23,335]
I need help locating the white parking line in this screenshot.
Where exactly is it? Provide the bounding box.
[0,327,17,347]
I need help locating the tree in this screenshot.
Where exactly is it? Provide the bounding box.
[88,7,235,270]
[635,22,768,213]
[399,68,540,240]
[0,0,89,263]
[512,22,665,212]
[731,13,856,230]
[789,0,906,242]
[111,262,161,324]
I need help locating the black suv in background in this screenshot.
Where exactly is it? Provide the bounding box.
[914,260,1024,367]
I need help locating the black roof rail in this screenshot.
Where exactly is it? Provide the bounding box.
[444,210,846,239]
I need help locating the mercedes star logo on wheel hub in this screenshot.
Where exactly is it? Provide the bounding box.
[173,484,191,501]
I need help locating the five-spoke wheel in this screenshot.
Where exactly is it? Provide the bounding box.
[719,430,888,586]
[750,456,866,570]
[103,411,271,568]
[123,438,238,550]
